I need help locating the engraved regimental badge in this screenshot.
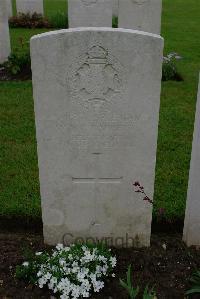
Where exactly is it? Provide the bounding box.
[69,45,125,109]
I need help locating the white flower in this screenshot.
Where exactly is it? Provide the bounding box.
[22,262,29,267]
[93,280,104,292]
[37,270,42,277]
[112,273,116,277]
[72,261,78,267]
[81,290,90,297]
[50,276,57,286]
[77,270,86,282]
[101,265,108,275]
[35,251,42,256]
[82,245,87,251]
[59,259,66,266]
[81,251,96,264]
[23,243,116,298]
[63,266,71,274]
[98,255,107,263]
[110,256,117,268]
[89,273,97,281]
[38,277,47,288]
[68,254,73,260]
[72,265,80,274]
[56,243,64,250]
[64,246,70,252]
[71,285,80,298]
[44,272,52,280]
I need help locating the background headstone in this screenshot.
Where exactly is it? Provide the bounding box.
[6,0,12,18]
[31,28,163,247]
[0,0,11,63]
[16,0,44,15]
[118,0,162,34]
[112,0,119,16]
[183,74,200,247]
[68,0,112,28]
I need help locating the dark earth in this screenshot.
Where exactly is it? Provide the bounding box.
[0,224,200,299]
[0,65,31,81]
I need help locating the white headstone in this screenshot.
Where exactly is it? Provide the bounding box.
[31,28,163,247]
[6,0,12,18]
[183,74,200,247]
[68,0,112,28]
[16,0,44,15]
[0,0,11,63]
[112,0,119,16]
[118,0,162,34]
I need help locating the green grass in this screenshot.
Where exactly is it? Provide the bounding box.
[10,28,50,52]
[44,0,67,17]
[0,81,40,217]
[1,0,200,221]
[154,0,200,220]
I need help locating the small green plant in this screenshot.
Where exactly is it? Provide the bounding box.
[120,265,139,298]
[4,51,30,76]
[2,37,31,78]
[186,270,200,296]
[16,242,116,299]
[120,265,157,299]
[162,52,183,81]
[143,285,156,299]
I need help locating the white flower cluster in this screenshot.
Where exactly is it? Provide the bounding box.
[22,243,116,299]
[163,52,182,63]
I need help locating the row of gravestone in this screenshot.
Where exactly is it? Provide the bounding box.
[0,0,162,68]
[7,0,162,34]
[1,0,200,248]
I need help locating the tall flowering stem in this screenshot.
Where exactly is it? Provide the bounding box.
[133,181,153,205]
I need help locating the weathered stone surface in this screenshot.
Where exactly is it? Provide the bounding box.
[0,0,11,63]
[183,74,200,247]
[31,28,163,247]
[112,0,119,16]
[118,0,162,34]
[6,0,12,18]
[16,0,44,15]
[68,0,112,28]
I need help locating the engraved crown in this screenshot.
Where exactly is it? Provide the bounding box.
[88,46,107,59]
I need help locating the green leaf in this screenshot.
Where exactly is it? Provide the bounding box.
[186,288,200,295]
[119,279,129,291]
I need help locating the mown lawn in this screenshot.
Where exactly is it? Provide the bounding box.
[154,0,200,219]
[0,0,200,221]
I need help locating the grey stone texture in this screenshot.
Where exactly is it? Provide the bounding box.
[68,0,112,28]
[112,0,119,16]
[183,74,200,247]
[118,0,162,34]
[31,28,163,247]
[6,0,12,18]
[0,0,11,63]
[16,0,44,15]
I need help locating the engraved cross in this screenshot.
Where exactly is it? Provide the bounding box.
[72,153,122,185]
[72,177,122,184]
[72,153,123,225]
